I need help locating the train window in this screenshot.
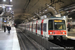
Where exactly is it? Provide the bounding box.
[41,23,43,31]
[48,20,53,30]
[37,24,41,30]
[30,24,32,28]
[33,24,36,29]
[32,24,33,29]
[54,20,66,30]
[43,23,46,32]
[36,24,37,30]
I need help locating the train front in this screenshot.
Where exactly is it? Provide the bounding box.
[48,20,67,40]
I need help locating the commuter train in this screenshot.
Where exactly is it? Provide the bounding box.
[19,17,67,40]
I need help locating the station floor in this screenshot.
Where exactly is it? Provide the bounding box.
[0,27,20,50]
[0,27,75,50]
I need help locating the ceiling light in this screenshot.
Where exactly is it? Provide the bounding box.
[9,7,12,10]
[45,9,47,11]
[2,6,5,8]
[69,17,72,19]
[10,0,12,2]
[3,0,6,2]
[0,6,2,7]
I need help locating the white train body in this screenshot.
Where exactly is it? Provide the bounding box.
[19,17,67,40]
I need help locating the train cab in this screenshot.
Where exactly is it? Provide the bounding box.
[48,17,67,40]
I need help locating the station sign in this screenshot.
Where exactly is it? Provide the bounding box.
[54,20,62,22]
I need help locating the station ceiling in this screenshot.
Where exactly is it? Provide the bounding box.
[0,0,75,21]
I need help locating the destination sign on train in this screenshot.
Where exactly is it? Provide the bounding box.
[54,20,62,22]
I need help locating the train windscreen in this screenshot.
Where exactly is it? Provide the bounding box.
[54,20,66,30]
[48,20,66,30]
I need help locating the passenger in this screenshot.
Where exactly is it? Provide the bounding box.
[7,25,11,34]
[14,24,17,28]
[3,24,7,32]
[67,23,71,31]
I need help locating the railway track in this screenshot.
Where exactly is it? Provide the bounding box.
[17,32,27,50]
[17,29,46,50]
[49,39,75,50]
[17,28,75,50]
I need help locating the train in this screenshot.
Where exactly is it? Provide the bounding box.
[18,17,67,40]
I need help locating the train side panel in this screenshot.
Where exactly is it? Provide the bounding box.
[30,22,32,31]
[37,20,42,35]
[43,19,49,37]
[33,21,36,33]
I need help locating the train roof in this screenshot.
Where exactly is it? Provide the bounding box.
[27,16,66,23]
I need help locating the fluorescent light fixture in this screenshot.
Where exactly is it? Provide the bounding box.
[44,15,47,18]
[3,0,6,2]
[9,7,12,10]
[5,5,13,7]
[2,6,5,8]
[70,17,72,19]
[0,6,2,7]
[45,9,47,11]
[10,0,12,2]
[63,16,66,19]
[4,20,6,22]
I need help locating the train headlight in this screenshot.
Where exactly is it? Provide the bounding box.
[63,32,65,34]
[50,32,52,34]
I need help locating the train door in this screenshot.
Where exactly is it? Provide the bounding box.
[36,23,37,34]
[32,23,33,32]
[33,22,34,33]
[43,19,49,37]
[36,21,38,34]
[37,20,41,35]
[41,19,44,36]
[30,22,32,31]
[33,22,36,33]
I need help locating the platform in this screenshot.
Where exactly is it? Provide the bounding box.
[0,27,20,50]
[67,28,75,40]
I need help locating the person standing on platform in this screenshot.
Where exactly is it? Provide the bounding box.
[3,24,6,32]
[7,25,11,34]
[67,23,71,31]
